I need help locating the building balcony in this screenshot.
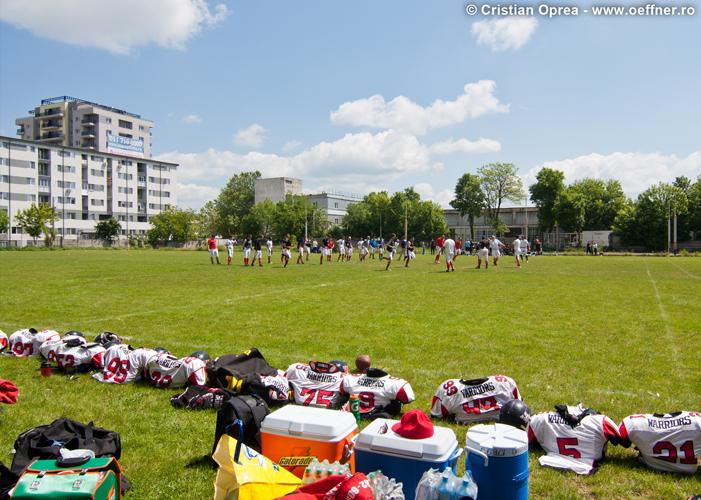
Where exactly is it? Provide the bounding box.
[38,184,51,193]
[38,110,64,118]
[81,131,96,138]
[41,121,62,130]
[81,117,97,126]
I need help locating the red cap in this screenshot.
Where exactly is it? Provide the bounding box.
[391,409,434,439]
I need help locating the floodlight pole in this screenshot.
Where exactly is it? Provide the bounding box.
[667,201,671,255]
[61,146,65,247]
[7,139,11,246]
[673,209,677,254]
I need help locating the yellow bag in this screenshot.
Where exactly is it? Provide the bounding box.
[212,421,301,500]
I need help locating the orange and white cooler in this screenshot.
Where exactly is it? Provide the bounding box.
[260,405,358,478]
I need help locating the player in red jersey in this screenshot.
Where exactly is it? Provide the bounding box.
[207,235,220,265]
[434,235,445,263]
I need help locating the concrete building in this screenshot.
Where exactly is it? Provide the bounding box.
[444,206,541,241]
[254,177,302,204]
[1,136,177,246]
[16,96,154,158]
[307,191,362,227]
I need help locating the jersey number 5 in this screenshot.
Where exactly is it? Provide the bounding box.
[557,437,581,459]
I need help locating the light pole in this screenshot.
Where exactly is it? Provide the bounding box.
[61,146,65,247]
[126,162,130,248]
[6,139,11,246]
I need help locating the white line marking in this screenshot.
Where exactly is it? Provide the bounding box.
[644,260,680,366]
[669,260,700,280]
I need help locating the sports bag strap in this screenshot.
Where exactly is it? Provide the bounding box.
[231,420,244,464]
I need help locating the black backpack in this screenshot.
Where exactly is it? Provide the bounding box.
[212,394,270,455]
[0,461,17,500]
[11,418,122,476]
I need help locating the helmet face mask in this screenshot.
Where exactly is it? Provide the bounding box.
[499,400,532,430]
[94,331,121,346]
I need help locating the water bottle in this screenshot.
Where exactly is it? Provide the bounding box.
[302,466,314,485]
[349,394,361,425]
[40,361,52,377]
[456,473,478,500]
[436,470,453,500]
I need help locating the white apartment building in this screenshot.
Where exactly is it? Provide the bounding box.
[307,191,362,227]
[16,96,154,158]
[0,136,177,246]
[254,177,303,204]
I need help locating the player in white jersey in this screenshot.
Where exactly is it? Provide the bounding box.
[619,411,701,474]
[337,238,346,262]
[528,404,621,474]
[266,238,274,264]
[489,235,504,266]
[513,237,523,268]
[93,344,156,384]
[0,330,8,353]
[443,237,456,272]
[346,238,353,260]
[225,237,235,265]
[431,375,521,424]
[341,368,414,418]
[42,338,106,372]
[144,352,207,388]
[519,237,530,262]
[286,361,347,409]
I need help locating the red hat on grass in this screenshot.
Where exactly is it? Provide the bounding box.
[392,409,434,439]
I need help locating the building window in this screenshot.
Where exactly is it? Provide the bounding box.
[106,117,112,124]
[57,181,76,189]
[118,187,134,194]
[334,202,338,208]
[335,218,339,224]
[118,119,133,129]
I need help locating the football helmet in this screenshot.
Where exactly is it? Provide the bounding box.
[499,399,532,430]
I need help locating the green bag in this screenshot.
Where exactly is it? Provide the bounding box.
[12,457,121,500]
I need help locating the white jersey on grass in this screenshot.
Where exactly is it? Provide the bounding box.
[431,375,521,424]
[443,238,456,254]
[513,239,522,253]
[0,330,7,353]
[93,345,156,384]
[286,361,346,409]
[527,407,621,475]
[619,411,701,474]
[261,369,291,402]
[10,329,61,357]
[41,341,106,371]
[341,371,414,415]
[489,239,502,253]
[144,353,207,388]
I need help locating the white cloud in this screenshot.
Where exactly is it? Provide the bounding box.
[0,0,229,55]
[414,183,454,208]
[429,137,501,155]
[471,17,538,52]
[282,140,303,152]
[182,114,203,124]
[176,183,220,208]
[158,130,439,208]
[523,151,701,196]
[234,124,267,149]
[330,81,509,135]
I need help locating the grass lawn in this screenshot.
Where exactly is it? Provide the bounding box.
[1,249,700,499]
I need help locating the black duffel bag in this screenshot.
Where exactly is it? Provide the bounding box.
[10,417,129,493]
[212,394,270,455]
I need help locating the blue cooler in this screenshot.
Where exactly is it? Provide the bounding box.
[355,418,462,500]
[465,423,529,500]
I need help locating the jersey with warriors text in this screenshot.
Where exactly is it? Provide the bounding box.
[341,370,414,415]
[431,375,521,424]
[619,411,701,474]
[41,341,106,371]
[0,330,8,353]
[286,361,346,409]
[528,407,621,475]
[261,369,291,402]
[144,353,207,388]
[92,345,156,384]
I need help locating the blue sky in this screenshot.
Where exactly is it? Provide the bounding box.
[1,0,699,208]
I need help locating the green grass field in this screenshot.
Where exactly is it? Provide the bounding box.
[1,250,700,499]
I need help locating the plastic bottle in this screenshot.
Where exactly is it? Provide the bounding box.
[456,473,478,500]
[302,466,313,485]
[349,394,361,425]
[436,468,454,500]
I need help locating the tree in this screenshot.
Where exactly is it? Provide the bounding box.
[563,178,626,230]
[613,182,688,250]
[478,163,524,233]
[529,167,565,233]
[554,187,586,243]
[94,218,121,244]
[15,203,58,245]
[450,173,485,240]
[147,207,196,246]
[195,200,218,238]
[272,195,325,240]
[343,191,391,237]
[213,171,261,235]
[240,199,277,238]
[687,176,701,238]
[0,210,8,235]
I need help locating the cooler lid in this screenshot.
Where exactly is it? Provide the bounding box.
[260,405,357,440]
[465,423,528,457]
[355,418,457,460]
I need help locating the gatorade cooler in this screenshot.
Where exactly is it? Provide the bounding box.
[465,423,529,500]
[355,418,462,500]
[260,405,358,478]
